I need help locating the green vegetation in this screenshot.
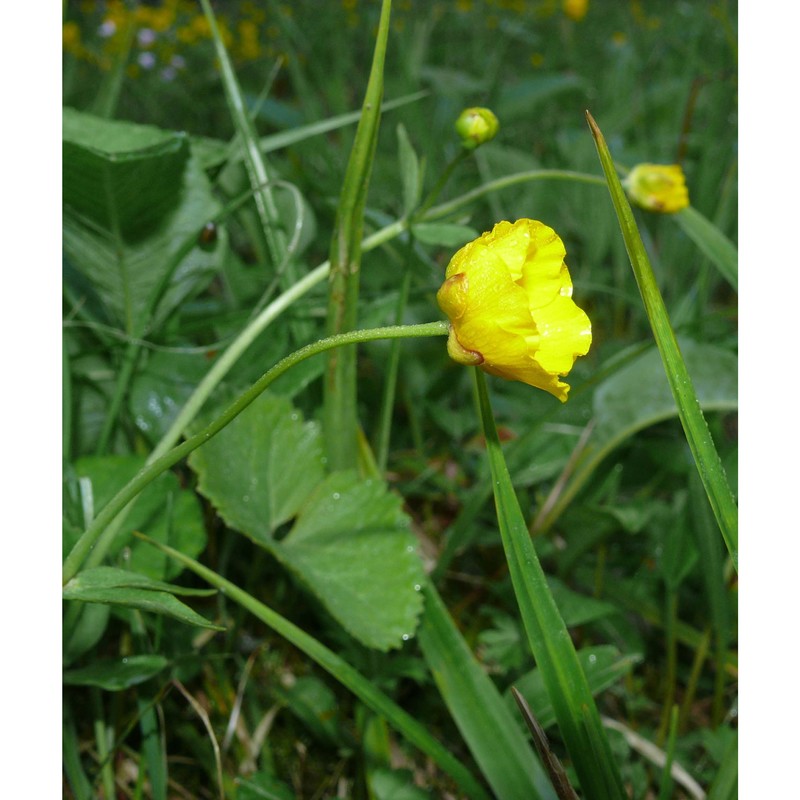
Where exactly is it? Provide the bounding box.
[63,1,738,798]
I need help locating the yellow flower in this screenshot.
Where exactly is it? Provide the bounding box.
[563,0,589,22]
[455,107,500,149]
[624,163,690,213]
[436,219,592,402]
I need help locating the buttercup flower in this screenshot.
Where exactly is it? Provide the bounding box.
[624,163,689,213]
[437,219,592,402]
[455,107,500,149]
[563,0,589,22]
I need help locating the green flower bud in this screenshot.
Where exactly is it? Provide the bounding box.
[454,107,499,150]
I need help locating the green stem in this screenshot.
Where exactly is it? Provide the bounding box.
[425,169,607,220]
[413,149,471,219]
[94,338,142,454]
[62,322,448,585]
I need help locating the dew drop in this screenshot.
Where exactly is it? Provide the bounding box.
[588,653,597,665]
[290,412,299,421]
[122,657,128,664]
[414,584,421,592]
[242,494,250,502]
[332,492,341,500]
[406,545,414,553]
[402,634,409,641]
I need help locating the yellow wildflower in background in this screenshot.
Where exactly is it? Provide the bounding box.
[437,220,592,402]
[624,163,689,213]
[563,0,588,22]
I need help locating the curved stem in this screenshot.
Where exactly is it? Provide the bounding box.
[424,169,606,220]
[62,321,448,585]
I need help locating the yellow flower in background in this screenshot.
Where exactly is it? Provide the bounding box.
[563,0,589,22]
[455,107,500,149]
[437,219,592,402]
[624,163,689,213]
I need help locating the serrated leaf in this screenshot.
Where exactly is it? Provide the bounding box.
[274,472,425,651]
[62,107,222,332]
[70,455,206,581]
[509,646,642,731]
[63,568,223,630]
[188,392,325,544]
[410,222,478,247]
[64,655,169,691]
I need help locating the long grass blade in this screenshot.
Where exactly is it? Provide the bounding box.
[418,584,557,800]
[474,370,627,800]
[586,110,738,571]
[324,0,392,470]
[137,535,492,800]
[198,0,288,278]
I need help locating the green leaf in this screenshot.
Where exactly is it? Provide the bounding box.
[71,455,207,581]
[274,472,426,651]
[187,391,425,650]
[418,584,557,800]
[323,0,393,470]
[63,567,223,630]
[64,655,169,691]
[397,123,422,217]
[674,206,737,291]
[61,565,217,597]
[63,108,222,333]
[547,577,618,627]
[370,769,433,800]
[274,675,344,747]
[188,392,325,544]
[410,222,479,247]
[62,602,110,666]
[235,773,296,800]
[509,646,642,731]
[539,339,737,534]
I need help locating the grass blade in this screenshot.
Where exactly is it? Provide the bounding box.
[586,110,738,570]
[674,206,738,291]
[324,0,392,470]
[198,0,288,279]
[137,535,492,800]
[418,583,558,800]
[474,370,627,800]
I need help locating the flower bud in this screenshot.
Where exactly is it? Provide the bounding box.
[454,107,499,150]
[624,163,689,213]
[437,219,591,402]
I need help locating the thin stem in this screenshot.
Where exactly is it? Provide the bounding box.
[62,321,448,585]
[413,149,471,219]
